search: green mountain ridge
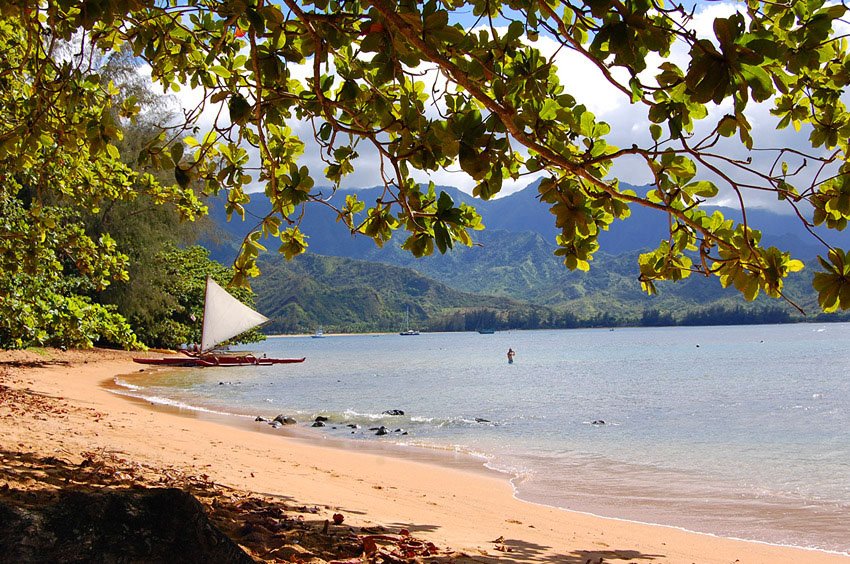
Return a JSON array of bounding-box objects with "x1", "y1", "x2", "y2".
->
[
  {"x1": 251, "y1": 252, "x2": 829, "y2": 334},
  {"x1": 253, "y1": 254, "x2": 546, "y2": 334},
  {"x1": 200, "y1": 182, "x2": 849, "y2": 331}
]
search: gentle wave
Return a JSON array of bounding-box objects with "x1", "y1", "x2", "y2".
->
[
  {"x1": 289, "y1": 408, "x2": 499, "y2": 429},
  {"x1": 113, "y1": 377, "x2": 143, "y2": 391},
  {"x1": 111, "y1": 380, "x2": 248, "y2": 418}
]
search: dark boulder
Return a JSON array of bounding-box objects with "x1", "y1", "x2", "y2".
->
[
  {"x1": 382, "y1": 410, "x2": 405, "y2": 416},
  {"x1": 591, "y1": 420, "x2": 606, "y2": 425},
  {"x1": 0, "y1": 488, "x2": 253, "y2": 563},
  {"x1": 311, "y1": 421, "x2": 325, "y2": 428},
  {"x1": 314, "y1": 416, "x2": 329, "y2": 422},
  {"x1": 273, "y1": 414, "x2": 297, "y2": 425},
  {"x1": 375, "y1": 427, "x2": 388, "y2": 436},
  {"x1": 254, "y1": 416, "x2": 268, "y2": 422}
]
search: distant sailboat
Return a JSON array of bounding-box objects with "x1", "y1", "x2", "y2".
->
[
  {"x1": 134, "y1": 277, "x2": 305, "y2": 367},
  {"x1": 400, "y1": 306, "x2": 419, "y2": 336},
  {"x1": 311, "y1": 327, "x2": 325, "y2": 338}
]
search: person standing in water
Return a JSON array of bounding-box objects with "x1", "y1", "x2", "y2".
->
[{"x1": 507, "y1": 348, "x2": 515, "y2": 363}]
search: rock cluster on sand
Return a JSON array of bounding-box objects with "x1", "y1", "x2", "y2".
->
[{"x1": 255, "y1": 411, "x2": 413, "y2": 437}]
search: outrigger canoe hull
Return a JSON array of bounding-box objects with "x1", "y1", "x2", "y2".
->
[{"x1": 133, "y1": 356, "x2": 305, "y2": 367}]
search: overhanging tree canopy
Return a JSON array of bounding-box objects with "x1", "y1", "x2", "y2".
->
[{"x1": 3, "y1": 0, "x2": 850, "y2": 314}]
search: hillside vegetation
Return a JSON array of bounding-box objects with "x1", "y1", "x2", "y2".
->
[
  {"x1": 207, "y1": 183, "x2": 849, "y2": 333},
  {"x1": 251, "y1": 252, "x2": 836, "y2": 334}
]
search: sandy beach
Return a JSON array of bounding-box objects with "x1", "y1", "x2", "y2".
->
[{"x1": 1, "y1": 348, "x2": 848, "y2": 563}]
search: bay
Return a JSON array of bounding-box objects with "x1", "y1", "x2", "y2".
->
[{"x1": 116, "y1": 323, "x2": 850, "y2": 554}]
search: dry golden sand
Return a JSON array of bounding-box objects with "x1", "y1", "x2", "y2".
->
[{"x1": 1, "y1": 348, "x2": 848, "y2": 563}]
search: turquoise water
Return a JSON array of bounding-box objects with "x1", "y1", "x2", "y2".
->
[{"x1": 117, "y1": 324, "x2": 850, "y2": 553}]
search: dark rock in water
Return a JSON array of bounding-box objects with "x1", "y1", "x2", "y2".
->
[
  {"x1": 401, "y1": 431, "x2": 409, "y2": 435},
  {"x1": 254, "y1": 416, "x2": 268, "y2": 422},
  {"x1": 311, "y1": 421, "x2": 325, "y2": 428},
  {"x1": 368, "y1": 427, "x2": 380, "y2": 431},
  {"x1": 393, "y1": 429, "x2": 403, "y2": 433},
  {"x1": 346, "y1": 424, "x2": 358, "y2": 429},
  {"x1": 375, "y1": 426, "x2": 388, "y2": 436},
  {"x1": 314, "y1": 416, "x2": 329, "y2": 422},
  {"x1": 382, "y1": 409, "x2": 405, "y2": 416},
  {"x1": 270, "y1": 421, "x2": 282, "y2": 429},
  {"x1": 591, "y1": 420, "x2": 605, "y2": 425},
  {"x1": 0, "y1": 488, "x2": 253, "y2": 563},
  {"x1": 474, "y1": 418, "x2": 490, "y2": 423},
  {"x1": 273, "y1": 414, "x2": 296, "y2": 425}
]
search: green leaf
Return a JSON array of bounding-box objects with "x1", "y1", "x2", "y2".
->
[
  {"x1": 650, "y1": 124, "x2": 662, "y2": 141},
  {"x1": 683, "y1": 180, "x2": 718, "y2": 198},
  {"x1": 170, "y1": 143, "x2": 184, "y2": 163},
  {"x1": 228, "y1": 94, "x2": 252, "y2": 125},
  {"x1": 741, "y1": 64, "x2": 773, "y2": 102},
  {"x1": 210, "y1": 65, "x2": 231, "y2": 79},
  {"x1": 246, "y1": 8, "x2": 266, "y2": 34},
  {"x1": 717, "y1": 115, "x2": 737, "y2": 137},
  {"x1": 540, "y1": 99, "x2": 560, "y2": 121},
  {"x1": 175, "y1": 166, "x2": 191, "y2": 188},
  {"x1": 433, "y1": 221, "x2": 452, "y2": 254},
  {"x1": 437, "y1": 191, "x2": 454, "y2": 213},
  {"x1": 278, "y1": 227, "x2": 308, "y2": 260},
  {"x1": 458, "y1": 142, "x2": 488, "y2": 180}
]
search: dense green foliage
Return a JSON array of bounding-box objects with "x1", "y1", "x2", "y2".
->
[
  {"x1": 0, "y1": 185, "x2": 144, "y2": 349},
  {"x1": 0, "y1": 267, "x2": 142, "y2": 350},
  {"x1": 133, "y1": 245, "x2": 265, "y2": 348},
  {"x1": 4, "y1": 1, "x2": 850, "y2": 350},
  {"x1": 0, "y1": 18, "x2": 204, "y2": 348},
  {"x1": 0, "y1": 25, "x2": 262, "y2": 349}
]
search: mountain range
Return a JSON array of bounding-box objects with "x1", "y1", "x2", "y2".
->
[{"x1": 201, "y1": 182, "x2": 849, "y2": 332}]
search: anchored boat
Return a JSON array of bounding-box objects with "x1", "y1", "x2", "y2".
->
[{"x1": 133, "y1": 277, "x2": 304, "y2": 367}]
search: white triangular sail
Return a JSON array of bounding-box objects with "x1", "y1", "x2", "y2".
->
[{"x1": 200, "y1": 277, "x2": 268, "y2": 351}]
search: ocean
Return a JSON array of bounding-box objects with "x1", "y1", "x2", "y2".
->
[{"x1": 115, "y1": 323, "x2": 850, "y2": 554}]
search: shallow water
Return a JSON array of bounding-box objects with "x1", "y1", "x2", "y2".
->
[{"x1": 116, "y1": 324, "x2": 850, "y2": 553}]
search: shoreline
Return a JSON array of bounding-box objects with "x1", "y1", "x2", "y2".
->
[
  {"x1": 3, "y1": 348, "x2": 849, "y2": 563},
  {"x1": 266, "y1": 331, "x2": 396, "y2": 338},
  {"x1": 107, "y1": 370, "x2": 508, "y2": 484},
  {"x1": 112, "y1": 367, "x2": 850, "y2": 558}
]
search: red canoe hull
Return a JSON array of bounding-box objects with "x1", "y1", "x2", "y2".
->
[{"x1": 133, "y1": 356, "x2": 305, "y2": 367}]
